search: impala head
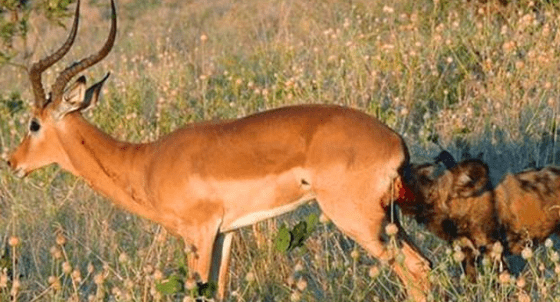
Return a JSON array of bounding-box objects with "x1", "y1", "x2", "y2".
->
[{"x1": 5, "y1": 0, "x2": 116, "y2": 178}]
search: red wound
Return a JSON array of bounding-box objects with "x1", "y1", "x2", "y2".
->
[{"x1": 394, "y1": 177, "x2": 416, "y2": 205}]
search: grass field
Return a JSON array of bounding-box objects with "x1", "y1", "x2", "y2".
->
[{"x1": 1, "y1": 0, "x2": 560, "y2": 300}]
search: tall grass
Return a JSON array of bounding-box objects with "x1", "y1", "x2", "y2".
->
[{"x1": 1, "y1": 0, "x2": 560, "y2": 300}]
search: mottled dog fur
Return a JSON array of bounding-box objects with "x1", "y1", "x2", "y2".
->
[
  {"x1": 494, "y1": 166, "x2": 560, "y2": 254},
  {"x1": 404, "y1": 151, "x2": 499, "y2": 277},
  {"x1": 407, "y1": 151, "x2": 560, "y2": 278}
]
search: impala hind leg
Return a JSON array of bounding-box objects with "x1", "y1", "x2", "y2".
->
[
  {"x1": 383, "y1": 214, "x2": 432, "y2": 302},
  {"x1": 384, "y1": 206, "x2": 433, "y2": 292},
  {"x1": 317, "y1": 195, "x2": 430, "y2": 302}
]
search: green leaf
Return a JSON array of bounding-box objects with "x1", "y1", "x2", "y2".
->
[
  {"x1": 297, "y1": 245, "x2": 308, "y2": 256},
  {"x1": 199, "y1": 281, "x2": 217, "y2": 298},
  {"x1": 290, "y1": 221, "x2": 307, "y2": 250},
  {"x1": 306, "y1": 213, "x2": 319, "y2": 234},
  {"x1": 274, "y1": 224, "x2": 291, "y2": 253},
  {"x1": 156, "y1": 274, "x2": 183, "y2": 295}
]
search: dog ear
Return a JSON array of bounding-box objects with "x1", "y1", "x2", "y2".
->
[
  {"x1": 456, "y1": 173, "x2": 472, "y2": 187},
  {"x1": 451, "y1": 159, "x2": 491, "y2": 198},
  {"x1": 434, "y1": 150, "x2": 457, "y2": 169}
]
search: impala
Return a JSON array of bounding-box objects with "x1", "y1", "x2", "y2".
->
[{"x1": 5, "y1": 0, "x2": 431, "y2": 300}]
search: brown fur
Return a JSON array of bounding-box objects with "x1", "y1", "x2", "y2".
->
[
  {"x1": 404, "y1": 154, "x2": 498, "y2": 278},
  {"x1": 7, "y1": 2, "x2": 437, "y2": 300},
  {"x1": 405, "y1": 158, "x2": 495, "y2": 245},
  {"x1": 494, "y1": 166, "x2": 560, "y2": 254},
  {"x1": 407, "y1": 151, "x2": 560, "y2": 278},
  {"x1": 10, "y1": 104, "x2": 432, "y2": 301}
]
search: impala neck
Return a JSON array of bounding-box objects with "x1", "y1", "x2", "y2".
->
[{"x1": 57, "y1": 113, "x2": 157, "y2": 220}]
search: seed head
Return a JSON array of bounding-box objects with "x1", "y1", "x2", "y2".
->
[
  {"x1": 319, "y1": 213, "x2": 330, "y2": 224},
  {"x1": 498, "y1": 272, "x2": 511, "y2": 284},
  {"x1": 62, "y1": 262, "x2": 72, "y2": 274},
  {"x1": 518, "y1": 291, "x2": 531, "y2": 302},
  {"x1": 51, "y1": 277, "x2": 61, "y2": 291},
  {"x1": 385, "y1": 223, "x2": 398, "y2": 236},
  {"x1": 294, "y1": 262, "x2": 304, "y2": 273},
  {"x1": 296, "y1": 278, "x2": 308, "y2": 291},
  {"x1": 56, "y1": 233, "x2": 66, "y2": 246},
  {"x1": 245, "y1": 272, "x2": 255, "y2": 283},
  {"x1": 183, "y1": 296, "x2": 196, "y2": 302},
  {"x1": 0, "y1": 271, "x2": 8, "y2": 288},
  {"x1": 550, "y1": 252, "x2": 560, "y2": 263},
  {"x1": 492, "y1": 242, "x2": 504, "y2": 255},
  {"x1": 143, "y1": 264, "x2": 154, "y2": 275},
  {"x1": 118, "y1": 252, "x2": 129, "y2": 264},
  {"x1": 8, "y1": 236, "x2": 19, "y2": 247},
  {"x1": 94, "y1": 273, "x2": 104, "y2": 285},
  {"x1": 72, "y1": 269, "x2": 82, "y2": 282},
  {"x1": 185, "y1": 277, "x2": 197, "y2": 291},
  {"x1": 48, "y1": 275, "x2": 57, "y2": 284},
  {"x1": 368, "y1": 265, "x2": 380, "y2": 278},
  {"x1": 516, "y1": 276, "x2": 526, "y2": 288},
  {"x1": 153, "y1": 269, "x2": 163, "y2": 281},
  {"x1": 290, "y1": 291, "x2": 301, "y2": 302},
  {"x1": 50, "y1": 246, "x2": 63, "y2": 260},
  {"x1": 351, "y1": 249, "x2": 360, "y2": 260},
  {"x1": 521, "y1": 247, "x2": 533, "y2": 260},
  {"x1": 453, "y1": 250, "x2": 465, "y2": 263},
  {"x1": 286, "y1": 275, "x2": 295, "y2": 286}
]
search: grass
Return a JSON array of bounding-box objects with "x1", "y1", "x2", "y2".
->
[{"x1": 1, "y1": 0, "x2": 560, "y2": 300}]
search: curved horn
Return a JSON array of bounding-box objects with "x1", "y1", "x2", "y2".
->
[
  {"x1": 28, "y1": 0, "x2": 81, "y2": 108},
  {"x1": 51, "y1": 0, "x2": 117, "y2": 104}
]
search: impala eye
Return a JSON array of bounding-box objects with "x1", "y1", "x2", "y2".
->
[{"x1": 29, "y1": 119, "x2": 41, "y2": 132}]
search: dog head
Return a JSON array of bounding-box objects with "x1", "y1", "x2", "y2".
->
[{"x1": 403, "y1": 151, "x2": 501, "y2": 277}]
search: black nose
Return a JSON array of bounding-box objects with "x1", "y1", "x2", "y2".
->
[{"x1": 6, "y1": 159, "x2": 12, "y2": 169}]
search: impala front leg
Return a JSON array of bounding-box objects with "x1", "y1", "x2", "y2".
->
[{"x1": 210, "y1": 232, "x2": 234, "y2": 300}]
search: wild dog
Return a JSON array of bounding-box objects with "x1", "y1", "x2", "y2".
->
[
  {"x1": 494, "y1": 166, "x2": 560, "y2": 255},
  {"x1": 407, "y1": 151, "x2": 560, "y2": 278},
  {"x1": 403, "y1": 151, "x2": 500, "y2": 278}
]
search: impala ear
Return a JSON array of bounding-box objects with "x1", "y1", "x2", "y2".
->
[
  {"x1": 81, "y1": 72, "x2": 110, "y2": 112},
  {"x1": 53, "y1": 76, "x2": 87, "y2": 120},
  {"x1": 53, "y1": 73, "x2": 110, "y2": 120}
]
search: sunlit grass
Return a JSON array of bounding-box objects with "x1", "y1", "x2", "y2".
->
[{"x1": 1, "y1": 0, "x2": 560, "y2": 300}]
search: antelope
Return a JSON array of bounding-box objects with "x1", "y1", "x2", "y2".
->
[{"x1": 4, "y1": 0, "x2": 431, "y2": 300}]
